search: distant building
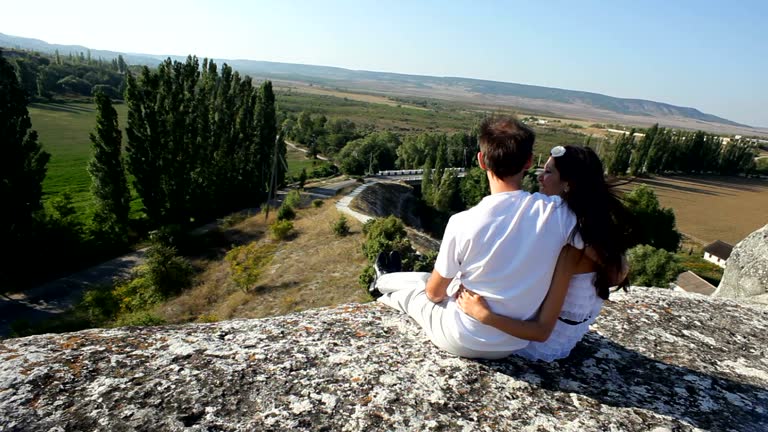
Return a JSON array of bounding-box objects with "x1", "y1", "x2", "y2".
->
[
  {"x1": 703, "y1": 240, "x2": 734, "y2": 268},
  {"x1": 673, "y1": 271, "x2": 717, "y2": 296}
]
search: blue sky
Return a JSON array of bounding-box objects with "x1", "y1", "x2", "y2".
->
[{"x1": 2, "y1": 0, "x2": 766, "y2": 126}]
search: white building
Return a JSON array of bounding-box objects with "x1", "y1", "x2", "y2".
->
[{"x1": 703, "y1": 240, "x2": 733, "y2": 269}]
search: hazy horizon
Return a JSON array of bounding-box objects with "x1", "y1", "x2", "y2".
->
[{"x1": 2, "y1": 0, "x2": 765, "y2": 127}]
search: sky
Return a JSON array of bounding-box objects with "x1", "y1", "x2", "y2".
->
[{"x1": 2, "y1": 0, "x2": 766, "y2": 126}]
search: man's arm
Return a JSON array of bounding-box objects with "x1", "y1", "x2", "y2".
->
[{"x1": 425, "y1": 269, "x2": 453, "y2": 303}]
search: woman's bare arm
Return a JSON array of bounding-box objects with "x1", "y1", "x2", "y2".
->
[{"x1": 456, "y1": 246, "x2": 579, "y2": 342}]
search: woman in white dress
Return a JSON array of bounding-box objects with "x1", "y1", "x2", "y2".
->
[{"x1": 456, "y1": 145, "x2": 632, "y2": 362}]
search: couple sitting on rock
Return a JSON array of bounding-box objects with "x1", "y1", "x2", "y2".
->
[{"x1": 370, "y1": 116, "x2": 631, "y2": 361}]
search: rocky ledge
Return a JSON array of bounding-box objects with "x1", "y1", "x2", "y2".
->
[{"x1": 1, "y1": 288, "x2": 767, "y2": 431}]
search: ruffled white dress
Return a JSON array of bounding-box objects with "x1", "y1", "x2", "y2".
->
[{"x1": 515, "y1": 272, "x2": 603, "y2": 362}]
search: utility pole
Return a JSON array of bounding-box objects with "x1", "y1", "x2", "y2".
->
[{"x1": 265, "y1": 134, "x2": 281, "y2": 222}]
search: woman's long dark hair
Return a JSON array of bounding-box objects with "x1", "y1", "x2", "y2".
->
[{"x1": 554, "y1": 145, "x2": 633, "y2": 299}]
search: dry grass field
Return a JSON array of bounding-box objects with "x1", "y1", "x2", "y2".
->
[
  {"x1": 158, "y1": 198, "x2": 370, "y2": 324},
  {"x1": 616, "y1": 176, "x2": 768, "y2": 245},
  {"x1": 277, "y1": 84, "x2": 429, "y2": 110}
]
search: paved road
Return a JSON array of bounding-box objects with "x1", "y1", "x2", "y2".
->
[{"x1": 0, "y1": 250, "x2": 147, "y2": 337}]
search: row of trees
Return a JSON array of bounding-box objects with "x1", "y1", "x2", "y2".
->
[
  {"x1": 608, "y1": 124, "x2": 758, "y2": 176},
  {"x1": 1, "y1": 49, "x2": 284, "y2": 290},
  {"x1": 124, "y1": 56, "x2": 283, "y2": 228},
  {"x1": 397, "y1": 132, "x2": 477, "y2": 169},
  {"x1": 5, "y1": 49, "x2": 126, "y2": 100}
]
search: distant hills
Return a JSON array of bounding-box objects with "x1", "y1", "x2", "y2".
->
[{"x1": 0, "y1": 32, "x2": 755, "y2": 131}]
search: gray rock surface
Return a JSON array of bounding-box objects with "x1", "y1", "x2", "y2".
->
[
  {"x1": 714, "y1": 223, "x2": 768, "y2": 300},
  {"x1": 1, "y1": 288, "x2": 767, "y2": 431}
]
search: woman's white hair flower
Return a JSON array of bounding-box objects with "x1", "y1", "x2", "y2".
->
[{"x1": 551, "y1": 146, "x2": 566, "y2": 157}]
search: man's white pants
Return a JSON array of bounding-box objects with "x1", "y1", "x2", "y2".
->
[{"x1": 375, "y1": 272, "x2": 515, "y2": 359}]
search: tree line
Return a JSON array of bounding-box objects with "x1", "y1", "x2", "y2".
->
[
  {"x1": 5, "y1": 48, "x2": 127, "y2": 100},
  {"x1": 607, "y1": 124, "x2": 758, "y2": 176},
  {"x1": 1, "y1": 50, "x2": 283, "y2": 291}
]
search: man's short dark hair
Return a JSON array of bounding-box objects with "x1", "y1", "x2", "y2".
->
[{"x1": 478, "y1": 116, "x2": 535, "y2": 179}]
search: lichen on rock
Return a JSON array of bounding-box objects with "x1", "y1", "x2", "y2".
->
[
  {"x1": 713, "y1": 223, "x2": 768, "y2": 303},
  {"x1": 1, "y1": 288, "x2": 767, "y2": 431}
]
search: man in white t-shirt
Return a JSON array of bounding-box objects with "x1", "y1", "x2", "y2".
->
[{"x1": 374, "y1": 116, "x2": 582, "y2": 359}]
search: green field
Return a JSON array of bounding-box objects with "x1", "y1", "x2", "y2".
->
[
  {"x1": 29, "y1": 102, "x2": 130, "y2": 214},
  {"x1": 285, "y1": 147, "x2": 330, "y2": 177}
]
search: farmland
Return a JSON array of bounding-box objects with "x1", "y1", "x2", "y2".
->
[{"x1": 616, "y1": 175, "x2": 768, "y2": 245}]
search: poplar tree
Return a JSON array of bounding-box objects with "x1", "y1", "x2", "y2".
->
[
  {"x1": 257, "y1": 80, "x2": 280, "y2": 200},
  {"x1": 0, "y1": 51, "x2": 50, "y2": 285},
  {"x1": 87, "y1": 90, "x2": 130, "y2": 237},
  {"x1": 0, "y1": 52, "x2": 50, "y2": 241},
  {"x1": 608, "y1": 131, "x2": 634, "y2": 176}
]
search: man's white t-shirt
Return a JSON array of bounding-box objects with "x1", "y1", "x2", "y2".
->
[{"x1": 434, "y1": 190, "x2": 583, "y2": 352}]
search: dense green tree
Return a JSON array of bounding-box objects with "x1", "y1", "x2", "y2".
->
[
  {"x1": 627, "y1": 244, "x2": 681, "y2": 287},
  {"x1": 125, "y1": 57, "x2": 277, "y2": 227},
  {"x1": 0, "y1": 51, "x2": 51, "y2": 286},
  {"x1": 459, "y1": 167, "x2": 489, "y2": 208},
  {"x1": 88, "y1": 90, "x2": 130, "y2": 238},
  {"x1": 125, "y1": 67, "x2": 165, "y2": 224},
  {"x1": 630, "y1": 124, "x2": 658, "y2": 175},
  {"x1": 421, "y1": 157, "x2": 434, "y2": 203},
  {"x1": 257, "y1": 80, "x2": 281, "y2": 199},
  {"x1": 0, "y1": 53, "x2": 51, "y2": 244},
  {"x1": 623, "y1": 185, "x2": 681, "y2": 251},
  {"x1": 608, "y1": 131, "x2": 634, "y2": 176},
  {"x1": 644, "y1": 128, "x2": 671, "y2": 174},
  {"x1": 13, "y1": 58, "x2": 39, "y2": 96},
  {"x1": 431, "y1": 169, "x2": 461, "y2": 212},
  {"x1": 337, "y1": 132, "x2": 399, "y2": 175},
  {"x1": 117, "y1": 55, "x2": 127, "y2": 74},
  {"x1": 718, "y1": 140, "x2": 757, "y2": 175},
  {"x1": 57, "y1": 75, "x2": 93, "y2": 95}
]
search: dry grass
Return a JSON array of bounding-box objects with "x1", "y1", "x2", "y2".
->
[
  {"x1": 616, "y1": 176, "x2": 768, "y2": 245},
  {"x1": 157, "y1": 198, "x2": 369, "y2": 324}
]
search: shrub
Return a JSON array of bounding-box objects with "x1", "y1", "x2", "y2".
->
[
  {"x1": 358, "y1": 216, "x2": 435, "y2": 290},
  {"x1": 80, "y1": 284, "x2": 120, "y2": 324},
  {"x1": 225, "y1": 242, "x2": 277, "y2": 292},
  {"x1": 270, "y1": 220, "x2": 295, "y2": 240},
  {"x1": 411, "y1": 250, "x2": 438, "y2": 272},
  {"x1": 277, "y1": 204, "x2": 296, "y2": 221},
  {"x1": 627, "y1": 244, "x2": 681, "y2": 287},
  {"x1": 361, "y1": 216, "x2": 411, "y2": 261},
  {"x1": 312, "y1": 199, "x2": 324, "y2": 208},
  {"x1": 309, "y1": 163, "x2": 339, "y2": 179},
  {"x1": 145, "y1": 244, "x2": 195, "y2": 297},
  {"x1": 284, "y1": 190, "x2": 302, "y2": 209},
  {"x1": 112, "y1": 274, "x2": 163, "y2": 314},
  {"x1": 359, "y1": 264, "x2": 376, "y2": 290},
  {"x1": 114, "y1": 310, "x2": 166, "y2": 327},
  {"x1": 332, "y1": 214, "x2": 350, "y2": 237}
]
